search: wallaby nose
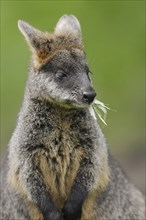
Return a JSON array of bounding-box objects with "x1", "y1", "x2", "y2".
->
[{"x1": 83, "y1": 90, "x2": 96, "y2": 104}]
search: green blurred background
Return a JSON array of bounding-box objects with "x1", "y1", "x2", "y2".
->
[{"x1": 1, "y1": 1, "x2": 145, "y2": 192}]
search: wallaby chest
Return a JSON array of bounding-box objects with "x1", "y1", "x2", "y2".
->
[{"x1": 33, "y1": 109, "x2": 86, "y2": 208}]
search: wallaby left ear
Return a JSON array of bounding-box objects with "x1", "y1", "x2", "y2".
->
[
  {"x1": 55, "y1": 15, "x2": 82, "y2": 41},
  {"x1": 18, "y1": 20, "x2": 42, "y2": 51}
]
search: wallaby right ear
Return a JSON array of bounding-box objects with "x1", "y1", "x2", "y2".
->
[
  {"x1": 18, "y1": 20, "x2": 42, "y2": 51},
  {"x1": 55, "y1": 15, "x2": 82, "y2": 42}
]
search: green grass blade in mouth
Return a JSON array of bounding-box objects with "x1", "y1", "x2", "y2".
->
[{"x1": 89, "y1": 99, "x2": 111, "y2": 125}]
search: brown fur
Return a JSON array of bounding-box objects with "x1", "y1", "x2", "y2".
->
[
  {"x1": 8, "y1": 164, "x2": 26, "y2": 198},
  {"x1": 82, "y1": 167, "x2": 109, "y2": 220},
  {"x1": 31, "y1": 33, "x2": 84, "y2": 69},
  {"x1": 27, "y1": 202, "x2": 43, "y2": 220},
  {"x1": 39, "y1": 146, "x2": 86, "y2": 209}
]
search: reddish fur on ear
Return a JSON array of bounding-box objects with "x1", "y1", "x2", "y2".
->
[
  {"x1": 18, "y1": 20, "x2": 84, "y2": 69},
  {"x1": 31, "y1": 33, "x2": 84, "y2": 69}
]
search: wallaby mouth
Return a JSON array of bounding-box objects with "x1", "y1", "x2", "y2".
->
[
  {"x1": 63, "y1": 87, "x2": 97, "y2": 108},
  {"x1": 62, "y1": 88, "x2": 96, "y2": 109}
]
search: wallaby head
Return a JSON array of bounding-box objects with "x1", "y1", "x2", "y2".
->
[{"x1": 18, "y1": 15, "x2": 96, "y2": 108}]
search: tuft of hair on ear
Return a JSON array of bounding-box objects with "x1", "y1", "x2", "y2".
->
[
  {"x1": 55, "y1": 14, "x2": 82, "y2": 42},
  {"x1": 18, "y1": 20, "x2": 43, "y2": 52}
]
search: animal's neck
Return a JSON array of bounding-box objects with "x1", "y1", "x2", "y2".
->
[
  {"x1": 15, "y1": 95, "x2": 95, "y2": 151},
  {"x1": 20, "y1": 95, "x2": 88, "y2": 128}
]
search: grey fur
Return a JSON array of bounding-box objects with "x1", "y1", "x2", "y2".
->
[{"x1": 0, "y1": 15, "x2": 145, "y2": 220}]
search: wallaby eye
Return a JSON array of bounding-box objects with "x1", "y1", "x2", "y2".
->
[
  {"x1": 55, "y1": 70, "x2": 67, "y2": 79},
  {"x1": 85, "y1": 65, "x2": 92, "y2": 80},
  {"x1": 86, "y1": 71, "x2": 92, "y2": 81}
]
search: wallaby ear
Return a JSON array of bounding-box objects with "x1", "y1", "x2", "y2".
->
[
  {"x1": 18, "y1": 20, "x2": 42, "y2": 51},
  {"x1": 55, "y1": 15, "x2": 82, "y2": 41}
]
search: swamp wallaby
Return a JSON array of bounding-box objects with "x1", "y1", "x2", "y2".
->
[{"x1": 0, "y1": 15, "x2": 145, "y2": 220}]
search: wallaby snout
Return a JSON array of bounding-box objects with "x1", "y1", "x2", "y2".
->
[
  {"x1": 80, "y1": 72, "x2": 96, "y2": 105},
  {"x1": 82, "y1": 89, "x2": 96, "y2": 104}
]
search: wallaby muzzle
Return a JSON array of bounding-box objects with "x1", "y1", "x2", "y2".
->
[{"x1": 82, "y1": 89, "x2": 96, "y2": 104}]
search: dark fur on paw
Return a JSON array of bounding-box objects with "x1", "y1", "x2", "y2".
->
[
  {"x1": 62, "y1": 203, "x2": 81, "y2": 220},
  {"x1": 43, "y1": 209, "x2": 64, "y2": 220}
]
